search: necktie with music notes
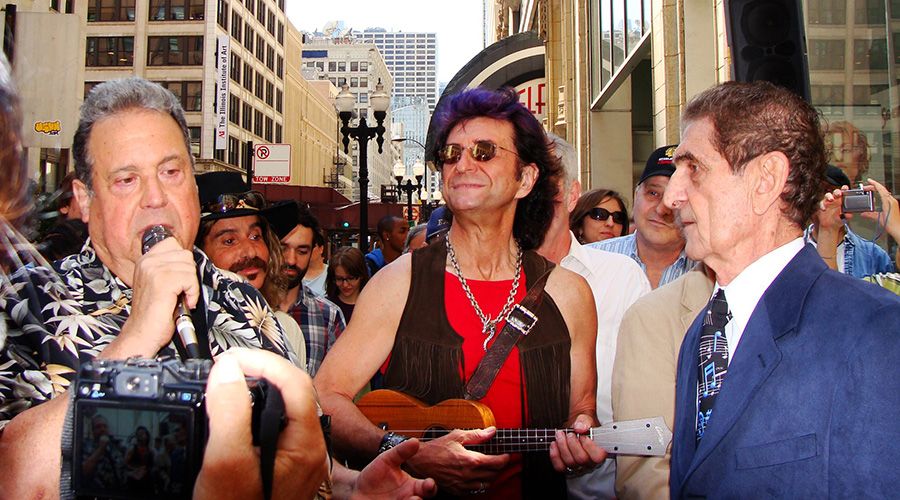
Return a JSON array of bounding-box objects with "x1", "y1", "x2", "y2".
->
[{"x1": 696, "y1": 289, "x2": 731, "y2": 442}]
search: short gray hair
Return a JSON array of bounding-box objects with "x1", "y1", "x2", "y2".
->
[
  {"x1": 404, "y1": 223, "x2": 427, "y2": 253},
  {"x1": 73, "y1": 77, "x2": 192, "y2": 191},
  {"x1": 548, "y1": 133, "x2": 578, "y2": 191}
]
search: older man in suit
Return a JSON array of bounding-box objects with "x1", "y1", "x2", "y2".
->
[{"x1": 664, "y1": 81, "x2": 900, "y2": 497}]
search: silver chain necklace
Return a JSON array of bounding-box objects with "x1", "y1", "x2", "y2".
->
[{"x1": 446, "y1": 233, "x2": 523, "y2": 351}]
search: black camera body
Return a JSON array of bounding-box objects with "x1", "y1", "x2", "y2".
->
[
  {"x1": 70, "y1": 357, "x2": 276, "y2": 499},
  {"x1": 842, "y1": 187, "x2": 875, "y2": 213}
]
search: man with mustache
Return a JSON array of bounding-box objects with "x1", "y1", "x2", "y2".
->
[
  {"x1": 590, "y1": 146, "x2": 697, "y2": 288},
  {"x1": 194, "y1": 171, "x2": 308, "y2": 369},
  {"x1": 278, "y1": 205, "x2": 346, "y2": 377}
]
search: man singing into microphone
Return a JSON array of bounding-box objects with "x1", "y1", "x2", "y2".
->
[{"x1": 0, "y1": 78, "x2": 296, "y2": 492}]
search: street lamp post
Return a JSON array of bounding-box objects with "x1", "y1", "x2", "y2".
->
[
  {"x1": 393, "y1": 159, "x2": 425, "y2": 223},
  {"x1": 391, "y1": 136, "x2": 437, "y2": 220},
  {"x1": 336, "y1": 80, "x2": 390, "y2": 251}
]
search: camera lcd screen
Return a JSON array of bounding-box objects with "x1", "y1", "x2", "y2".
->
[{"x1": 73, "y1": 402, "x2": 198, "y2": 499}]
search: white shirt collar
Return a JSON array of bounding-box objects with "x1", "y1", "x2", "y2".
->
[{"x1": 716, "y1": 237, "x2": 805, "y2": 359}]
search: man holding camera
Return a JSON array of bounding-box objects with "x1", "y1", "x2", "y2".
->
[
  {"x1": 805, "y1": 165, "x2": 895, "y2": 278},
  {"x1": 0, "y1": 78, "x2": 313, "y2": 497}
]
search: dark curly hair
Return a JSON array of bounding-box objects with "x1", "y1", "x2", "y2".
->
[
  {"x1": 682, "y1": 81, "x2": 826, "y2": 228},
  {"x1": 570, "y1": 188, "x2": 629, "y2": 243},
  {"x1": 432, "y1": 87, "x2": 561, "y2": 250}
]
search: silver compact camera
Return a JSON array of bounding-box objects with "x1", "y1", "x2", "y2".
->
[{"x1": 841, "y1": 185, "x2": 875, "y2": 214}]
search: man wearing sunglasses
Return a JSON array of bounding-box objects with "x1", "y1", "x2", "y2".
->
[
  {"x1": 590, "y1": 145, "x2": 697, "y2": 289},
  {"x1": 316, "y1": 87, "x2": 605, "y2": 498},
  {"x1": 538, "y1": 135, "x2": 651, "y2": 499}
]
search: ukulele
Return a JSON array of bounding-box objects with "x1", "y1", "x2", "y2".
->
[{"x1": 357, "y1": 389, "x2": 671, "y2": 456}]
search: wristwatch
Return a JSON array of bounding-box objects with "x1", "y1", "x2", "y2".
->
[{"x1": 377, "y1": 431, "x2": 409, "y2": 455}]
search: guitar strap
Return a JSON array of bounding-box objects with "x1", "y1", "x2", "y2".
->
[{"x1": 465, "y1": 265, "x2": 554, "y2": 401}]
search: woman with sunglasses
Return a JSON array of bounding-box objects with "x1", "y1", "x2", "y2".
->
[
  {"x1": 325, "y1": 246, "x2": 370, "y2": 324},
  {"x1": 570, "y1": 188, "x2": 629, "y2": 244}
]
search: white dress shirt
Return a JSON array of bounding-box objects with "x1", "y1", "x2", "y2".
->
[
  {"x1": 716, "y1": 237, "x2": 805, "y2": 362},
  {"x1": 563, "y1": 232, "x2": 651, "y2": 500}
]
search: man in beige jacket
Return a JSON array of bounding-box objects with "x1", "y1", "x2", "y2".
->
[{"x1": 611, "y1": 264, "x2": 714, "y2": 499}]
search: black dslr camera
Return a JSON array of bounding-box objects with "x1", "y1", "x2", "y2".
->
[
  {"x1": 68, "y1": 357, "x2": 282, "y2": 499},
  {"x1": 842, "y1": 185, "x2": 876, "y2": 213}
]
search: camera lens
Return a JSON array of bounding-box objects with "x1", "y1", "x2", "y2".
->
[{"x1": 126, "y1": 375, "x2": 142, "y2": 392}]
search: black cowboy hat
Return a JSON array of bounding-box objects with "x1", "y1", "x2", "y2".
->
[{"x1": 195, "y1": 171, "x2": 298, "y2": 239}]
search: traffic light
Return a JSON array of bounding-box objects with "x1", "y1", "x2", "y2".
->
[{"x1": 340, "y1": 221, "x2": 350, "y2": 229}]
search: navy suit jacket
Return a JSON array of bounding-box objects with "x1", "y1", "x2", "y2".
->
[{"x1": 670, "y1": 244, "x2": 900, "y2": 498}]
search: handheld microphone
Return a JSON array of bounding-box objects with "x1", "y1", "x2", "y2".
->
[{"x1": 141, "y1": 225, "x2": 201, "y2": 359}]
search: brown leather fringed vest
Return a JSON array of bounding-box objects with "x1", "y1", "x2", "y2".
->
[{"x1": 384, "y1": 241, "x2": 571, "y2": 499}]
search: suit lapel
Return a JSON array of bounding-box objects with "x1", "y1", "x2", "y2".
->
[{"x1": 679, "y1": 245, "x2": 827, "y2": 485}]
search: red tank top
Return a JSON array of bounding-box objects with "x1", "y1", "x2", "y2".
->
[{"x1": 445, "y1": 271, "x2": 525, "y2": 499}]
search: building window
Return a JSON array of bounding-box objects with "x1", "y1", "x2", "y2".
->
[
  {"x1": 87, "y1": 0, "x2": 136, "y2": 22},
  {"x1": 257, "y1": 1, "x2": 266, "y2": 25},
  {"x1": 230, "y1": 53, "x2": 242, "y2": 83},
  {"x1": 807, "y1": 0, "x2": 845, "y2": 24},
  {"x1": 264, "y1": 116, "x2": 273, "y2": 142},
  {"x1": 267, "y1": 12, "x2": 276, "y2": 36},
  {"x1": 854, "y1": 38, "x2": 888, "y2": 70},
  {"x1": 337, "y1": 61, "x2": 346, "y2": 72},
  {"x1": 246, "y1": 0, "x2": 255, "y2": 15},
  {"x1": 216, "y1": 0, "x2": 228, "y2": 29},
  {"x1": 214, "y1": 148, "x2": 225, "y2": 162},
  {"x1": 189, "y1": 126, "x2": 201, "y2": 157},
  {"x1": 350, "y1": 61, "x2": 359, "y2": 72},
  {"x1": 149, "y1": 0, "x2": 205, "y2": 21},
  {"x1": 243, "y1": 63, "x2": 253, "y2": 89},
  {"x1": 276, "y1": 55, "x2": 283, "y2": 79},
  {"x1": 242, "y1": 102, "x2": 252, "y2": 130},
  {"x1": 229, "y1": 94, "x2": 240, "y2": 124},
  {"x1": 85, "y1": 36, "x2": 134, "y2": 66},
  {"x1": 275, "y1": 123, "x2": 282, "y2": 144},
  {"x1": 265, "y1": 80, "x2": 274, "y2": 106},
  {"x1": 266, "y1": 45, "x2": 275, "y2": 71},
  {"x1": 275, "y1": 89, "x2": 282, "y2": 113},
  {"x1": 84, "y1": 82, "x2": 102, "y2": 98},
  {"x1": 147, "y1": 36, "x2": 203, "y2": 66},
  {"x1": 157, "y1": 81, "x2": 202, "y2": 111},
  {"x1": 277, "y1": 0, "x2": 284, "y2": 12},
  {"x1": 228, "y1": 136, "x2": 240, "y2": 166},
  {"x1": 231, "y1": 11, "x2": 242, "y2": 39},
  {"x1": 809, "y1": 39, "x2": 845, "y2": 70},
  {"x1": 254, "y1": 109, "x2": 263, "y2": 137},
  {"x1": 328, "y1": 61, "x2": 337, "y2": 72},
  {"x1": 244, "y1": 24, "x2": 254, "y2": 52},
  {"x1": 277, "y1": 21, "x2": 284, "y2": 45},
  {"x1": 855, "y1": 0, "x2": 885, "y2": 25},
  {"x1": 360, "y1": 61, "x2": 368, "y2": 72},
  {"x1": 255, "y1": 72, "x2": 264, "y2": 100},
  {"x1": 256, "y1": 34, "x2": 265, "y2": 62}
]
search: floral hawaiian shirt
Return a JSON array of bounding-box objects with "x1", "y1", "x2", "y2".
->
[{"x1": 0, "y1": 241, "x2": 296, "y2": 429}]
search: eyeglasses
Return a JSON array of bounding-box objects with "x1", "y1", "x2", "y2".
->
[
  {"x1": 436, "y1": 140, "x2": 518, "y2": 166},
  {"x1": 587, "y1": 207, "x2": 627, "y2": 225},
  {"x1": 334, "y1": 275, "x2": 360, "y2": 284},
  {"x1": 203, "y1": 191, "x2": 265, "y2": 214}
]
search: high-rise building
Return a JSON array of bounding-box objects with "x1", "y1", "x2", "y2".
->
[
  {"x1": 300, "y1": 33, "x2": 394, "y2": 201},
  {"x1": 357, "y1": 28, "x2": 437, "y2": 112}
]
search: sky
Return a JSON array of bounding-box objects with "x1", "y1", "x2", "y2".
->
[{"x1": 286, "y1": 0, "x2": 486, "y2": 83}]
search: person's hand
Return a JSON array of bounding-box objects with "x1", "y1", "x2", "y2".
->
[
  {"x1": 101, "y1": 237, "x2": 200, "y2": 359},
  {"x1": 350, "y1": 439, "x2": 437, "y2": 500},
  {"x1": 194, "y1": 348, "x2": 328, "y2": 500},
  {"x1": 548, "y1": 413, "x2": 607, "y2": 475},
  {"x1": 403, "y1": 428, "x2": 508, "y2": 496},
  {"x1": 817, "y1": 186, "x2": 846, "y2": 232},
  {"x1": 860, "y1": 178, "x2": 900, "y2": 239}
]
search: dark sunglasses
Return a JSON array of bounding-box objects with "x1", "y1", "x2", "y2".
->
[
  {"x1": 436, "y1": 140, "x2": 518, "y2": 166},
  {"x1": 203, "y1": 191, "x2": 265, "y2": 214},
  {"x1": 587, "y1": 207, "x2": 627, "y2": 225}
]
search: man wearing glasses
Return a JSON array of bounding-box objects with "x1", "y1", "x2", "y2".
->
[
  {"x1": 316, "y1": 87, "x2": 605, "y2": 497},
  {"x1": 590, "y1": 145, "x2": 698, "y2": 288}
]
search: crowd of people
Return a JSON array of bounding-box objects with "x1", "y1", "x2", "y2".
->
[{"x1": 1, "y1": 58, "x2": 900, "y2": 500}]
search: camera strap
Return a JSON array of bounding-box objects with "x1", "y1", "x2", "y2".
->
[{"x1": 258, "y1": 382, "x2": 286, "y2": 500}]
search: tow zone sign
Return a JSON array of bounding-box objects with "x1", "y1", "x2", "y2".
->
[{"x1": 253, "y1": 144, "x2": 291, "y2": 184}]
